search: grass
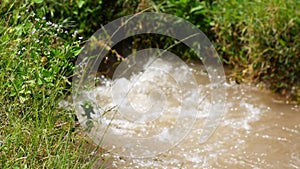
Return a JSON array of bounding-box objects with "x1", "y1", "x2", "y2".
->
[
  {"x1": 211, "y1": 0, "x2": 300, "y2": 101},
  {"x1": 0, "y1": 2, "x2": 105, "y2": 168}
]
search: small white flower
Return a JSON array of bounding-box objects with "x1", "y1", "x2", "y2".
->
[
  {"x1": 18, "y1": 15, "x2": 21, "y2": 19},
  {"x1": 46, "y1": 21, "x2": 52, "y2": 25},
  {"x1": 32, "y1": 28, "x2": 36, "y2": 34},
  {"x1": 42, "y1": 17, "x2": 46, "y2": 20},
  {"x1": 79, "y1": 36, "x2": 83, "y2": 40},
  {"x1": 53, "y1": 24, "x2": 58, "y2": 28},
  {"x1": 22, "y1": 47, "x2": 25, "y2": 51},
  {"x1": 64, "y1": 30, "x2": 68, "y2": 34},
  {"x1": 59, "y1": 25, "x2": 63, "y2": 28},
  {"x1": 17, "y1": 51, "x2": 21, "y2": 55}
]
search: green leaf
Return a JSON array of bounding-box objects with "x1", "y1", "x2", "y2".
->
[
  {"x1": 10, "y1": 92, "x2": 16, "y2": 97},
  {"x1": 37, "y1": 78, "x2": 43, "y2": 85},
  {"x1": 77, "y1": 0, "x2": 85, "y2": 8},
  {"x1": 190, "y1": 5, "x2": 204, "y2": 13},
  {"x1": 279, "y1": 39, "x2": 286, "y2": 46},
  {"x1": 33, "y1": 0, "x2": 44, "y2": 3},
  {"x1": 73, "y1": 47, "x2": 83, "y2": 56}
]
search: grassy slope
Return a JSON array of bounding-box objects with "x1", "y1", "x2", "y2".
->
[{"x1": 0, "y1": 1, "x2": 104, "y2": 168}]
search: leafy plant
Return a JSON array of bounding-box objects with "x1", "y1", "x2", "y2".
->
[
  {"x1": 0, "y1": 2, "x2": 102, "y2": 168},
  {"x1": 212, "y1": 0, "x2": 300, "y2": 102},
  {"x1": 32, "y1": 0, "x2": 141, "y2": 38},
  {"x1": 154, "y1": 0, "x2": 214, "y2": 38}
]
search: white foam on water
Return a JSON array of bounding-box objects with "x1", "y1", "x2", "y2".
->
[{"x1": 62, "y1": 58, "x2": 300, "y2": 168}]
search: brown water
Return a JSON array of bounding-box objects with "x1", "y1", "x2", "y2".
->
[{"x1": 71, "y1": 59, "x2": 300, "y2": 169}]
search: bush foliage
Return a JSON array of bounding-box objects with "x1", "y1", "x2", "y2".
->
[{"x1": 211, "y1": 0, "x2": 300, "y2": 101}]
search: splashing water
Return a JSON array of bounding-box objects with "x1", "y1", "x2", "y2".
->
[{"x1": 62, "y1": 59, "x2": 300, "y2": 168}]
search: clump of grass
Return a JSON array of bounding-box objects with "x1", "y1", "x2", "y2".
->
[
  {"x1": 32, "y1": 0, "x2": 141, "y2": 38},
  {"x1": 0, "y1": 1, "x2": 104, "y2": 168},
  {"x1": 154, "y1": 0, "x2": 213, "y2": 36},
  {"x1": 212, "y1": 0, "x2": 300, "y2": 102}
]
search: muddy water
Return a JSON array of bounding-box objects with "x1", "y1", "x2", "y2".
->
[{"x1": 74, "y1": 59, "x2": 300, "y2": 169}]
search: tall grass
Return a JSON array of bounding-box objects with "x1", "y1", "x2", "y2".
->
[
  {"x1": 212, "y1": 0, "x2": 300, "y2": 101},
  {"x1": 0, "y1": 1, "x2": 104, "y2": 168}
]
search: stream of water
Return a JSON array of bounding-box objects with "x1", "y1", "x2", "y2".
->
[{"x1": 70, "y1": 58, "x2": 300, "y2": 169}]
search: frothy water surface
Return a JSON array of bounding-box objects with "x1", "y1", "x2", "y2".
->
[{"x1": 70, "y1": 60, "x2": 300, "y2": 168}]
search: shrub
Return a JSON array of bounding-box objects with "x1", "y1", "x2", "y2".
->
[{"x1": 212, "y1": 0, "x2": 300, "y2": 102}]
